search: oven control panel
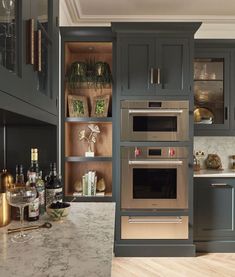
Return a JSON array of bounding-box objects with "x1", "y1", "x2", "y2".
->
[{"x1": 126, "y1": 147, "x2": 188, "y2": 159}]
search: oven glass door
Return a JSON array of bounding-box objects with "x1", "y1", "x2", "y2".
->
[
  {"x1": 127, "y1": 109, "x2": 187, "y2": 141},
  {"x1": 133, "y1": 168, "x2": 177, "y2": 199},
  {"x1": 121, "y1": 159, "x2": 188, "y2": 209},
  {"x1": 133, "y1": 115, "x2": 177, "y2": 132}
]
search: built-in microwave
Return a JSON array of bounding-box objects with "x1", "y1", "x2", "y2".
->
[
  {"x1": 121, "y1": 100, "x2": 189, "y2": 141},
  {"x1": 121, "y1": 146, "x2": 188, "y2": 210}
]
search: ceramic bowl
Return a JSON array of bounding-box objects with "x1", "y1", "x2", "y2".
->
[{"x1": 46, "y1": 202, "x2": 70, "y2": 221}]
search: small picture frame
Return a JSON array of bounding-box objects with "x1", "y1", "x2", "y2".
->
[
  {"x1": 91, "y1": 95, "x2": 110, "y2": 117},
  {"x1": 68, "y1": 95, "x2": 89, "y2": 117}
]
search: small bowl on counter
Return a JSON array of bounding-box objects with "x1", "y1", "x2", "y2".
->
[{"x1": 46, "y1": 202, "x2": 70, "y2": 221}]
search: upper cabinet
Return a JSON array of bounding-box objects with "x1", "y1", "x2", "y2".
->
[
  {"x1": 0, "y1": 0, "x2": 17, "y2": 73},
  {"x1": 0, "y1": 0, "x2": 59, "y2": 123},
  {"x1": 194, "y1": 40, "x2": 235, "y2": 136},
  {"x1": 112, "y1": 23, "x2": 201, "y2": 97}
]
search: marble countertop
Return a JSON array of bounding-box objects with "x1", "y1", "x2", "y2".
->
[
  {"x1": 0, "y1": 202, "x2": 115, "y2": 277},
  {"x1": 194, "y1": 169, "x2": 235, "y2": 177}
]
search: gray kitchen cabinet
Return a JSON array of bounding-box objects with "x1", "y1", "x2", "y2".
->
[
  {"x1": 0, "y1": 0, "x2": 59, "y2": 122},
  {"x1": 194, "y1": 40, "x2": 235, "y2": 136},
  {"x1": 118, "y1": 37, "x2": 155, "y2": 95},
  {"x1": 194, "y1": 177, "x2": 235, "y2": 252},
  {"x1": 112, "y1": 23, "x2": 200, "y2": 96},
  {"x1": 118, "y1": 36, "x2": 190, "y2": 96}
]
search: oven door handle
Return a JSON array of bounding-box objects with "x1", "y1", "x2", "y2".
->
[
  {"x1": 128, "y1": 160, "x2": 183, "y2": 165},
  {"x1": 128, "y1": 109, "x2": 183, "y2": 114},
  {"x1": 128, "y1": 216, "x2": 183, "y2": 224}
]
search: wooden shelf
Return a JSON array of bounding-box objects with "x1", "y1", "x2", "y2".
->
[
  {"x1": 65, "y1": 117, "x2": 112, "y2": 123},
  {"x1": 64, "y1": 41, "x2": 113, "y2": 202},
  {"x1": 65, "y1": 156, "x2": 112, "y2": 162},
  {"x1": 64, "y1": 194, "x2": 113, "y2": 202}
]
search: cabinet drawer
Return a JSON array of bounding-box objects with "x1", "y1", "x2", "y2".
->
[{"x1": 121, "y1": 216, "x2": 188, "y2": 239}]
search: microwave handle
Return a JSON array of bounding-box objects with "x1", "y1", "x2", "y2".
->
[
  {"x1": 128, "y1": 160, "x2": 183, "y2": 165},
  {"x1": 128, "y1": 109, "x2": 183, "y2": 114},
  {"x1": 128, "y1": 216, "x2": 183, "y2": 224}
]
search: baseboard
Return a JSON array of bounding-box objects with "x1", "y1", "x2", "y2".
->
[
  {"x1": 114, "y1": 243, "x2": 196, "y2": 257},
  {"x1": 195, "y1": 241, "x2": 235, "y2": 253}
]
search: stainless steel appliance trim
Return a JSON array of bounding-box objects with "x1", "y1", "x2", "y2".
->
[
  {"x1": 210, "y1": 183, "x2": 232, "y2": 188},
  {"x1": 121, "y1": 100, "x2": 189, "y2": 109},
  {"x1": 128, "y1": 160, "x2": 183, "y2": 165},
  {"x1": 128, "y1": 216, "x2": 183, "y2": 224},
  {"x1": 121, "y1": 216, "x2": 189, "y2": 239},
  {"x1": 128, "y1": 109, "x2": 183, "y2": 114}
]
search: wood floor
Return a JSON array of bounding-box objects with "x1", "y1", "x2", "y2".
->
[{"x1": 111, "y1": 253, "x2": 235, "y2": 277}]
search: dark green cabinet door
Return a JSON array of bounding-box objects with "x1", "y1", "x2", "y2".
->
[
  {"x1": 118, "y1": 37, "x2": 190, "y2": 96},
  {"x1": 118, "y1": 37, "x2": 155, "y2": 95},
  {"x1": 157, "y1": 38, "x2": 189, "y2": 95},
  {"x1": 0, "y1": 0, "x2": 58, "y2": 118},
  {"x1": 194, "y1": 178, "x2": 235, "y2": 240}
]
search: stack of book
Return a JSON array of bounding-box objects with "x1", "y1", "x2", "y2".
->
[{"x1": 82, "y1": 171, "x2": 97, "y2": 196}]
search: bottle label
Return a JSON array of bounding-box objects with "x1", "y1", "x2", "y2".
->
[
  {"x1": 38, "y1": 188, "x2": 45, "y2": 215},
  {"x1": 28, "y1": 198, "x2": 39, "y2": 218},
  {"x1": 46, "y1": 188, "x2": 63, "y2": 207}
]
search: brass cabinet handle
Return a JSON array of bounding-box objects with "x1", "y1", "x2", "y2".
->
[
  {"x1": 34, "y1": 30, "x2": 42, "y2": 72},
  {"x1": 157, "y1": 68, "x2": 161, "y2": 84},
  {"x1": 150, "y1": 68, "x2": 154, "y2": 84}
]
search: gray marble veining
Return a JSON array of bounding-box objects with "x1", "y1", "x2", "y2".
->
[
  {"x1": 194, "y1": 136, "x2": 235, "y2": 169},
  {"x1": 0, "y1": 202, "x2": 115, "y2": 277}
]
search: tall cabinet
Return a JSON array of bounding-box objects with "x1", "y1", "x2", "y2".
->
[
  {"x1": 112, "y1": 23, "x2": 201, "y2": 257},
  {"x1": 60, "y1": 28, "x2": 114, "y2": 202}
]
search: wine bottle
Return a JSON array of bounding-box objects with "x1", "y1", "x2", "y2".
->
[
  {"x1": 45, "y1": 162, "x2": 63, "y2": 207},
  {"x1": 27, "y1": 148, "x2": 39, "y2": 221},
  {"x1": 27, "y1": 174, "x2": 39, "y2": 221},
  {"x1": 36, "y1": 171, "x2": 45, "y2": 215}
]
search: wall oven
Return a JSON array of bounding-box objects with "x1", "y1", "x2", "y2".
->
[
  {"x1": 121, "y1": 100, "x2": 189, "y2": 141},
  {"x1": 121, "y1": 146, "x2": 188, "y2": 209}
]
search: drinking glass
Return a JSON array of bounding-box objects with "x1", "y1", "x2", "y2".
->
[{"x1": 6, "y1": 185, "x2": 37, "y2": 243}]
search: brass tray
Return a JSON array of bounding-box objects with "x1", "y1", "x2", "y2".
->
[{"x1": 194, "y1": 107, "x2": 214, "y2": 123}]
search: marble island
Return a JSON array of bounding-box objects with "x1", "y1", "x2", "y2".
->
[{"x1": 0, "y1": 202, "x2": 115, "y2": 277}]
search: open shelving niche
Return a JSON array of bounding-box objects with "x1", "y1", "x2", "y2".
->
[{"x1": 64, "y1": 41, "x2": 113, "y2": 201}]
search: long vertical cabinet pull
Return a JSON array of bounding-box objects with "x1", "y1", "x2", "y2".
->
[
  {"x1": 225, "y1": 107, "x2": 228, "y2": 120},
  {"x1": 150, "y1": 68, "x2": 154, "y2": 84},
  {"x1": 157, "y1": 68, "x2": 161, "y2": 84}
]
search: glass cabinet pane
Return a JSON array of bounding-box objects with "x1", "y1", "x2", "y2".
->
[
  {"x1": 194, "y1": 58, "x2": 224, "y2": 125},
  {"x1": 36, "y1": 0, "x2": 50, "y2": 95},
  {"x1": 0, "y1": 0, "x2": 16, "y2": 72}
]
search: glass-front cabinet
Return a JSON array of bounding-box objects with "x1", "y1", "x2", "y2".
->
[
  {"x1": 0, "y1": 0, "x2": 17, "y2": 73},
  {"x1": 194, "y1": 51, "x2": 230, "y2": 132}
]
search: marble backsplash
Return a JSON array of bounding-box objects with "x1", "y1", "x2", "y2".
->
[{"x1": 194, "y1": 136, "x2": 235, "y2": 169}]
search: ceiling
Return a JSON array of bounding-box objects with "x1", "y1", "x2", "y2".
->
[{"x1": 60, "y1": 0, "x2": 235, "y2": 38}]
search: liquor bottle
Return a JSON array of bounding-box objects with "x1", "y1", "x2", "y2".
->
[
  {"x1": 28, "y1": 148, "x2": 38, "y2": 178},
  {"x1": 27, "y1": 174, "x2": 40, "y2": 221},
  {"x1": 45, "y1": 162, "x2": 63, "y2": 207},
  {"x1": 36, "y1": 171, "x2": 45, "y2": 215},
  {"x1": 27, "y1": 148, "x2": 39, "y2": 221}
]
